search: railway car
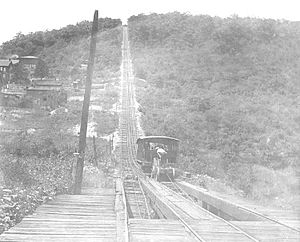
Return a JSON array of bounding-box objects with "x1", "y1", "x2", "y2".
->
[{"x1": 136, "y1": 136, "x2": 180, "y2": 181}]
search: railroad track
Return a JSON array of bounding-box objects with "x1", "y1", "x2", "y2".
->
[
  {"x1": 118, "y1": 25, "x2": 151, "y2": 220},
  {"x1": 119, "y1": 26, "x2": 257, "y2": 241},
  {"x1": 162, "y1": 175, "x2": 300, "y2": 239},
  {"x1": 170, "y1": 178, "x2": 300, "y2": 234},
  {"x1": 161, "y1": 181, "x2": 197, "y2": 202},
  {"x1": 161, "y1": 181, "x2": 261, "y2": 241},
  {"x1": 145, "y1": 178, "x2": 262, "y2": 241},
  {"x1": 119, "y1": 25, "x2": 300, "y2": 241}
]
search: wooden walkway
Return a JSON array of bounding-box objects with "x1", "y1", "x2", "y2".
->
[
  {"x1": 0, "y1": 186, "x2": 122, "y2": 242},
  {"x1": 129, "y1": 219, "x2": 196, "y2": 241},
  {"x1": 177, "y1": 181, "x2": 300, "y2": 241},
  {"x1": 178, "y1": 181, "x2": 300, "y2": 229},
  {"x1": 141, "y1": 179, "x2": 258, "y2": 241}
]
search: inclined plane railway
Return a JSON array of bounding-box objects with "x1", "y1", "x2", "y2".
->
[
  {"x1": 117, "y1": 25, "x2": 300, "y2": 241},
  {"x1": 1, "y1": 20, "x2": 298, "y2": 242}
]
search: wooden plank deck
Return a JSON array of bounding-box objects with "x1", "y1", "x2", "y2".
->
[
  {"x1": 179, "y1": 181, "x2": 300, "y2": 225},
  {"x1": 141, "y1": 179, "x2": 257, "y2": 241},
  {"x1": 178, "y1": 181, "x2": 300, "y2": 241},
  {"x1": 0, "y1": 187, "x2": 120, "y2": 242},
  {"x1": 129, "y1": 219, "x2": 196, "y2": 242},
  {"x1": 231, "y1": 221, "x2": 300, "y2": 241}
]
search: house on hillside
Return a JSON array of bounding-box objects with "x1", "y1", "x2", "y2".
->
[
  {"x1": 0, "y1": 59, "x2": 20, "y2": 88},
  {"x1": 0, "y1": 56, "x2": 38, "y2": 88},
  {"x1": 18, "y1": 56, "x2": 39, "y2": 79},
  {"x1": 0, "y1": 59, "x2": 12, "y2": 88}
]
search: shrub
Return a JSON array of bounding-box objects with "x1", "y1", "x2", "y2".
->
[
  {"x1": 18, "y1": 96, "x2": 33, "y2": 109},
  {"x1": 226, "y1": 162, "x2": 254, "y2": 194},
  {"x1": 1, "y1": 158, "x2": 36, "y2": 187},
  {"x1": 250, "y1": 165, "x2": 299, "y2": 201}
]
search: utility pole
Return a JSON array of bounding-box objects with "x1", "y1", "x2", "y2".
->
[{"x1": 74, "y1": 10, "x2": 98, "y2": 194}]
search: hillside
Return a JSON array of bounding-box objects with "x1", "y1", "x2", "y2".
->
[
  {"x1": 0, "y1": 17, "x2": 122, "y2": 80},
  {"x1": 128, "y1": 13, "x2": 300, "y2": 206},
  {"x1": 0, "y1": 18, "x2": 122, "y2": 232}
]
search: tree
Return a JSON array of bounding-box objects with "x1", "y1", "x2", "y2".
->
[
  {"x1": 34, "y1": 60, "x2": 49, "y2": 79},
  {"x1": 11, "y1": 63, "x2": 29, "y2": 85},
  {"x1": 213, "y1": 17, "x2": 253, "y2": 55},
  {"x1": 128, "y1": 13, "x2": 300, "y2": 200}
]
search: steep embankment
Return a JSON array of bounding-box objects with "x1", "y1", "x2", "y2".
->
[
  {"x1": 0, "y1": 18, "x2": 122, "y2": 233},
  {"x1": 0, "y1": 18, "x2": 122, "y2": 79},
  {"x1": 128, "y1": 13, "x2": 300, "y2": 207}
]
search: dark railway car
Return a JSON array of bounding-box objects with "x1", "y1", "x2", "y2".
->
[{"x1": 136, "y1": 136, "x2": 180, "y2": 181}]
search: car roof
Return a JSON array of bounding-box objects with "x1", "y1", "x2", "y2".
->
[{"x1": 136, "y1": 136, "x2": 180, "y2": 144}]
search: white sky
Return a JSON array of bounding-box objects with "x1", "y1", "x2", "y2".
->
[{"x1": 0, "y1": 0, "x2": 299, "y2": 45}]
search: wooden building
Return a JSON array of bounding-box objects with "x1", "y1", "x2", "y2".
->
[
  {"x1": 19, "y1": 56, "x2": 39, "y2": 79},
  {"x1": 0, "y1": 60, "x2": 12, "y2": 88},
  {"x1": 0, "y1": 58, "x2": 21, "y2": 88}
]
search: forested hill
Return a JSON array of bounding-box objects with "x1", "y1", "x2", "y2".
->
[
  {"x1": 128, "y1": 13, "x2": 300, "y2": 205},
  {"x1": 0, "y1": 18, "x2": 122, "y2": 79}
]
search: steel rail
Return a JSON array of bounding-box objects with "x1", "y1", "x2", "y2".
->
[
  {"x1": 121, "y1": 25, "x2": 300, "y2": 242},
  {"x1": 162, "y1": 175, "x2": 260, "y2": 241},
  {"x1": 124, "y1": 158, "x2": 144, "y2": 218},
  {"x1": 163, "y1": 181, "x2": 259, "y2": 242},
  {"x1": 234, "y1": 203, "x2": 300, "y2": 233},
  {"x1": 177, "y1": 175, "x2": 299, "y2": 233},
  {"x1": 178, "y1": 173, "x2": 300, "y2": 233},
  {"x1": 164, "y1": 174, "x2": 196, "y2": 204},
  {"x1": 120, "y1": 25, "x2": 261, "y2": 242},
  {"x1": 125, "y1": 150, "x2": 207, "y2": 241},
  {"x1": 125, "y1": 98, "x2": 151, "y2": 219},
  {"x1": 126, "y1": 151, "x2": 210, "y2": 241},
  {"x1": 119, "y1": 26, "x2": 151, "y2": 219},
  {"x1": 138, "y1": 173, "x2": 207, "y2": 241},
  {"x1": 121, "y1": 25, "x2": 213, "y2": 241}
]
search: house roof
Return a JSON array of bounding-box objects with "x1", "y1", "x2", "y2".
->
[
  {"x1": 0, "y1": 59, "x2": 11, "y2": 67},
  {"x1": 137, "y1": 136, "x2": 180, "y2": 144}
]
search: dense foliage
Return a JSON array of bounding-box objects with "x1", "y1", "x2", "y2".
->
[
  {"x1": 0, "y1": 110, "x2": 77, "y2": 233},
  {"x1": 0, "y1": 18, "x2": 122, "y2": 232},
  {"x1": 128, "y1": 13, "x2": 300, "y2": 202},
  {"x1": 0, "y1": 89, "x2": 120, "y2": 232},
  {"x1": 34, "y1": 59, "x2": 49, "y2": 79},
  {"x1": 0, "y1": 18, "x2": 122, "y2": 80}
]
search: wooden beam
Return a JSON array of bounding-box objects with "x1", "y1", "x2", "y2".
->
[
  {"x1": 178, "y1": 181, "x2": 264, "y2": 221},
  {"x1": 115, "y1": 178, "x2": 128, "y2": 242},
  {"x1": 139, "y1": 179, "x2": 178, "y2": 219}
]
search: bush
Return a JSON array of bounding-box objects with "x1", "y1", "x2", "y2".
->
[
  {"x1": 227, "y1": 162, "x2": 254, "y2": 195},
  {"x1": 129, "y1": 13, "x2": 300, "y2": 203},
  {"x1": 1, "y1": 158, "x2": 36, "y2": 187},
  {"x1": 0, "y1": 107, "x2": 77, "y2": 233},
  {"x1": 0, "y1": 153, "x2": 74, "y2": 233},
  {"x1": 250, "y1": 165, "x2": 299, "y2": 201},
  {"x1": 18, "y1": 96, "x2": 33, "y2": 108},
  {"x1": 0, "y1": 187, "x2": 45, "y2": 232}
]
